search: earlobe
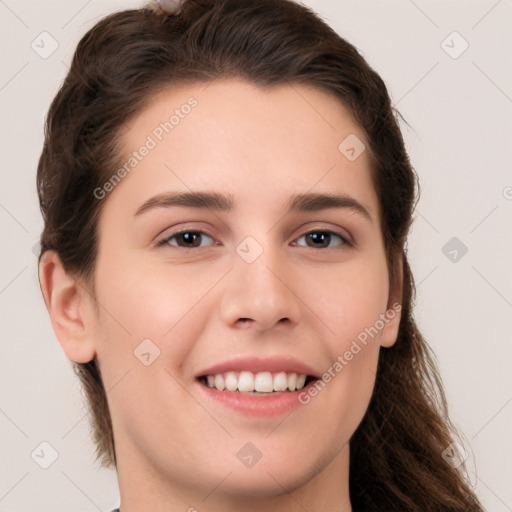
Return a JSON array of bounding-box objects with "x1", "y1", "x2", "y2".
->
[
  {"x1": 380, "y1": 254, "x2": 404, "y2": 349},
  {"x1": 379, "y1": 299, "x2": 402, "y2": 348},
  {"x1": 38, "y1": 250, "x2": 97, "y2": 363}
]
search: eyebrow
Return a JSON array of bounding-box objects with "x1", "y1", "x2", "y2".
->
[{"x1": 134, "y1": 191, "x2": 372, "y2": 221}]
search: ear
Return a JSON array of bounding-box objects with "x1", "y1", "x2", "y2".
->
[
  {"x1": 38, "y1": 250, "x2": 97, "y2": 363},
  {"x1": 379, "y1": 253, "x2": 403, "y2": 349}
]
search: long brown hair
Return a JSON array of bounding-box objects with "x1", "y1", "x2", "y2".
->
[{"x1": 36, "y1": 1, "x2": 484, "y2": 510}]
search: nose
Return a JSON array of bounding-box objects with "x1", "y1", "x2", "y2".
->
[{"x1": 218, "y1": 245, "x2": 302, "y2": 333}]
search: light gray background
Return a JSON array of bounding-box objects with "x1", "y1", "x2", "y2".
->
[{"x1": 1, "y1": 1, "x2": 511, "y2": 510}]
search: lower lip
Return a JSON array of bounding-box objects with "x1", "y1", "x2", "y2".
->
[{"x1": 196, "y1": 379, "x2": 315, "y2": 417}]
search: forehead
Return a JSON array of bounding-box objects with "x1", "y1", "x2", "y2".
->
[{"x1": 104, "y1": 77, "x2": 379, "y2": 220}]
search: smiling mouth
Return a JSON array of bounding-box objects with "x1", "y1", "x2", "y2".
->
[{"x1": 198, "y1": 370, "x2": 316, "y2": 395}]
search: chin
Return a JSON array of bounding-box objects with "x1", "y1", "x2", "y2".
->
[
  {"x1": 210, "y1": 446, "x2": 327, "y2": 498},
  {"x1": 219, "y1": 465, "x2": 314, "y2": 498}
]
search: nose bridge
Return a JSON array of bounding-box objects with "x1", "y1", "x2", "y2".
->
[{"x1": 219, "y1": 236, "x2": 301, "y2": 331}]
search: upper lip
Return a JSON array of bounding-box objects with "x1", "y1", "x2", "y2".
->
[{"x1": 196, "y1": 356, "x2": 321, "y2": 379}]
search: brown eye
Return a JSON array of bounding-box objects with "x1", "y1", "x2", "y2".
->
[
  {"x1": 157, "y1": 230, "x2": 216, "y2": 249},
  {"x1": 294, "y1": 230, "x2": 349, "y2": 249}
]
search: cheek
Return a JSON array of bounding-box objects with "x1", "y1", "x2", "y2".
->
[
  {"x1": 299, "y1": 251, "x2": 390, "y2": 348},
  {"x1": 93, "y1": 260, "x2": 213, "y2": 435},
  {"x1": 93, "y1": 255, "x2": 218, "y2": 366},
  {"x1": 317, "y1": 253, "x2": 389, "y2": 428}
]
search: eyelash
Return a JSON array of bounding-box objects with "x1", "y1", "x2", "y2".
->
[{"x1": 156, "y1": 228, "x2": 352, "y2": 250}]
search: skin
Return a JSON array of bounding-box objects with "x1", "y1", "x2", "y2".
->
[{"x1": 39, "y1": 78, "x2": 402, "y2": 512}]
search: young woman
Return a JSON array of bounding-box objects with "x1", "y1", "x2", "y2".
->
[{"x1": 36, "y1": 0, "x2": 485, "y2": 510}]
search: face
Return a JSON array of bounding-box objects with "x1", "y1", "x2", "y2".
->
[{"x1": 81, "y1": 79, "x2": 400, "y2": 501}]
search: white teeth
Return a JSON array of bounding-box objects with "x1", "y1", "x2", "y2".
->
[
  {"x1": 203, "y1": 371, "x2": 309, "y2": 393},
  {"x1": 254, "y1": 372, "x2": 274, "y2": 392},
  {"x1": 224, "y1": 371, "x2": 238, "y2": 392},
  {"x1": 273, "y1": 371, "x2": 288, "y2": 392},
  {"x1": 296, "y1": 374, "x2": 306, "y2": 390},
  {"x1": 238, "y1": 371, "x2": 255, "y2": 392},
  {"x1": 287, "y1": 372, "x2": 297, "y2": 391},
  {"x1": 214, "y1": 374, "x2": 225, "y2": 392}
]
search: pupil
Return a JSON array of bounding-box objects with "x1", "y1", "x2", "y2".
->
[
  {"x1": 308, "y1": 232, "x2": 329, "y2": 248},
  {"x1": 181, "y1": 232, "x2": 199, "y2": 246}
]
